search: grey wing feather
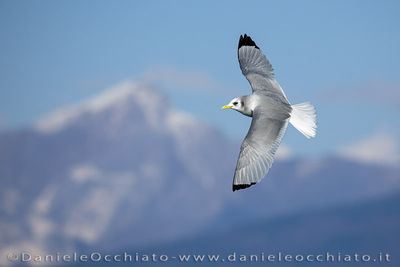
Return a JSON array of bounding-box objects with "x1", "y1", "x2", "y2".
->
[
  {"x1": 232, "y1": 108, "x2": 289, "y2": 191},
  {"x1": 238, "y1": 34, "x2": 289, "y2": 101}
]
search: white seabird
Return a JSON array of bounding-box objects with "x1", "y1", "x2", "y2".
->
[{"x1": 222, "y1": 34, "x2": 317, "y2": 191}]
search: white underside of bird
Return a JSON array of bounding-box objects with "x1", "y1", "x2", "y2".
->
[{"x1": 222, "y1": 34, "x2": 317, "y2": 191}]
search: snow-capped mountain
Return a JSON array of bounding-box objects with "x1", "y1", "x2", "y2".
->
[
  {"x1": 0, "y1": 81, "x2": 235, "y2": 262},
  {"x1": 0, "y1": 81, "x2": 399, "y2": 266}
]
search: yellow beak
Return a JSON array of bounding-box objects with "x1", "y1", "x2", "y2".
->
[{"x1": 221, "y1": 105, "x2": 233, "y2": 110}]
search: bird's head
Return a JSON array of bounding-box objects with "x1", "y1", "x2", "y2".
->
[
  {"x1": 222, "y1": 97, "x2": 243, "y2": 111},
  {"x1": 222, "y1": 96, "x2": 251, "y2": 116}
]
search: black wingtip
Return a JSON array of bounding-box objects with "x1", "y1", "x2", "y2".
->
[
  {"x1": 232, "y1": 182, "x2": 256, "y2": 192},
  {"x1": 238, "y1": 34, "x2": 259, "y2": 50}
]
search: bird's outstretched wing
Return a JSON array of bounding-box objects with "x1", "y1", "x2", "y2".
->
[
  {"x1": 238, "y1": 34, "x2": 288, "y2": 101},
  {"x1": 232, "y1": 108, "x2": 288, "y2": 191}
]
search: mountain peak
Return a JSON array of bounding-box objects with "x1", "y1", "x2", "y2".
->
[{"x1": 34, "y1": 81, "x2": 167, "y2": 134}]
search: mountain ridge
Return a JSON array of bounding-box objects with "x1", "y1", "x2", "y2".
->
[{"x1": 0, "y1": 81, "x2": 399, "y2": 266}]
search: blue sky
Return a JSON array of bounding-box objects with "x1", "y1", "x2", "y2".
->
[{"x1": 0, "y1": 0, "x2": 399, "y2": 156}]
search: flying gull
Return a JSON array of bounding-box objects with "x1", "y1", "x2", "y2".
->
[{"x1": 222, "y1": 34, "x2": 317, "y2": 191}]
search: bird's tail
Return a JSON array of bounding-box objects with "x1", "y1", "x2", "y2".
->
[{"x1": 289, "y1": 102, "x2": 317, "y2": 139}]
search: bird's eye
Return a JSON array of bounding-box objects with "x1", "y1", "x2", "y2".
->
[{"x1": 233, "y1": 102, "x2": 238, "y2": 105}]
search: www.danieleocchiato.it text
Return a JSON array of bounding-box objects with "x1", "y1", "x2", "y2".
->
[{"x1": 6, "y1": 251, "x2": 391, "y2": 264}]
